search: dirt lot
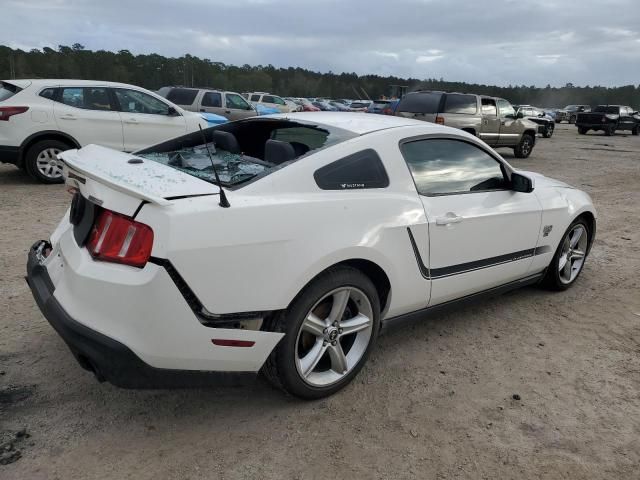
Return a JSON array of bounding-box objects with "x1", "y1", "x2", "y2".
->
[{"x1": 1, "y1": 123, "x2": 639, "y2": 479}]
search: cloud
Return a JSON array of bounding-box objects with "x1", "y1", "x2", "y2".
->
[{"x1": 0, "y1": 0, "x2": 639, "y2": 87}]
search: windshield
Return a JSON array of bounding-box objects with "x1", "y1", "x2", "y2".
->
[
  {"x1": 593, "y1": 106, "x2": 620, "y2": 114},
  {"x1": 136, "y1": 119, "x2": 357, "y2": 188},
  {"x1": 564, "y1": 105, "x2": 579, "y2": 111}
]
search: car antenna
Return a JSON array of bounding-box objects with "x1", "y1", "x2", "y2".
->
[{"x1": 198, "y1": 125, "x2": 230, "y2": 208}]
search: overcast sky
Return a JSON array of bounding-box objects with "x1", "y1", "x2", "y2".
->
[{"x1": 2, "y1": 0, "x2": 639, "y2": 87}]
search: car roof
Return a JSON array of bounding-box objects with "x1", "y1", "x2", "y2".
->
[
  {"x1": 14, "y1": 79, "x2": 142, "y2": 88},
  {"x1": 267, "y1": 112, "x2": 454, "y2": 135}
]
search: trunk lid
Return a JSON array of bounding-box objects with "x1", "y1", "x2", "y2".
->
[{"x1": 59, "y1": 144, "x2": 218, "y2": 216}]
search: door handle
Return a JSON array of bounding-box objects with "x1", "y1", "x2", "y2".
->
[
  {"x1": 123, "y1": 119, "x2": 138, "y2": 124},
  {"x1": 225, "y1": 110, "x2": 231, "y2": 114},
  {"x1": 59, "y1": 114, "x2": 76, "y2": 120},
  {"x1": 500, "y1": 120, "x2": 506, "y2": 125},
  {"x1": 200, "y1": 109, "x2": 205, "y2": 112},
  {"x1": 435, "y1": 213, "x2": 463, "y2": 225}
]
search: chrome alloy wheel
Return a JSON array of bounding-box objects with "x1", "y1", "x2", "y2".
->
[
  {"x1": 558, "y1": 224, "x2": 588, "y2": 284},
  {"x1": 36, "y1": 147, "x2": 64, "y2": 179},
  {"x1": 295, "y1": 287, "x2": 373, "y2": 387}
]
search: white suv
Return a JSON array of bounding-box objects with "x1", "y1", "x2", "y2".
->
[
  {"x1": 0, "y1": 79, "x2": 208, "y2": 183},
  {"x1": 246, "y1": 92, "x2": 292, "y2": 113}
]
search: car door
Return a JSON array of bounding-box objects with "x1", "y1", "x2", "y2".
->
[
  {"x1": 53, "y1": 86, "x2": 124, "y2": 150},
  {"x1": 113, "y1": 88, "x2": 187, "y2": 151},
  {"x1": 198, "y1": 91, "x2": 224, "y2": 117},
  {"x1": 619, "y1": 107, "x2": 634, "y2": 130},
  {"x1": 223, "y1": 92, "x2": 256, "y2": 120},
  {"x1": 479, "y1": 97, "x2": 500, "y2": 146},
  {"x1": 400, "y1": 137, "x2": 542, "y2": 305},
  {"x1": 496, "y1": 98, "x2": 521, "y2": 146}
]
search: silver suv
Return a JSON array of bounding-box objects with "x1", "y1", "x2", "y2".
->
[
  {"x1": 395, "y1": 91, "x2": 539, "y2": 158},
  {"x1": 157, "y1": 87, "x2": 256, "y2": 121}
]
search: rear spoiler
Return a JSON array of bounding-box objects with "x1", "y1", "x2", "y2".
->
[{"x1": 60, "y1": 149, "x2": 173, "y2": 206}]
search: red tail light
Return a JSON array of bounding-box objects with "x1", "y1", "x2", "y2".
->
[
  {"x1": 86, "y1": 210, "x2": 154, "y2": 268},
  {"x1": 0, "y1": 106, "x2": 29, "y2": 121},
  {"x1": 435, "y1": 116, "x2": 445, "y2": 125}
]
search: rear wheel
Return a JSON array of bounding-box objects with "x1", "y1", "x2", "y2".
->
[
  {"x1": 578, "y1": 126, "x2": 588, "y2": 135},
  {"x1": 632, "y1": 126, "x2": 639, "y2": 136},
  {"x1": 543, "y1": 123, "x2": 554, "y2": 138},
  {"x1": 542, "y1": 219, "x2": 590, "y2": 291},
  {"x1": 569, "y1": 115, "x2": 577, "y2": 124},
  {"x1": 604, "y1": 125, "x2": 615, "y2": 136},
  {"x1": 25, "y1": 139, "x2": 71, "y2": 184},
  {"x1": 555, "y1": 118, "x2": 561, "y2": 124},
  {"x1": 262, "y1": 266, "x2": 380, "y2": 399},
  {"x1": 514, "y1": 133, "x2": 534, "y2": 158}
]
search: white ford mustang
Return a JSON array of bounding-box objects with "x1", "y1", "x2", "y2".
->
[{"x1": 27, "y1": 113, "x2": 596, "y2": 398}]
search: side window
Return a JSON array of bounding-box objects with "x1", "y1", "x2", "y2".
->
[
  {"x1": 166, "y1": 88, "x2": 198, "y2": 106},
  {"x1": 39, "y1": 88, "x2": 58, "y2": 100},
  {"x1": 251, "y1": 94, "x2": 261, "y2": 102},
  {"x1": 60, "y1": 87, "x2": 112, "y2": 111},
  {"x1": 314, "y1": 149, "x2": 389, "y2": 190},
  {"x1": 226, "y1": 93, "x2": 250, "y2": 110},
  {"x1": 201, "y1": 92, "x2": 222, "y2": 107},
  {"x1": 497, "y1": 99, "x2": 515, "y2": 117},
  {"x1": 114, "y1": 89, "x2": 169, "y2": 115},
  {"x1": 272, "y1": 126, "x2": 329, "y2": 150},
  {"x1": 272, "y1": 96, "x2": 286, "y2": 106},
  {"x1": 481, "y1": 98, "x2": 497, "y2": 116},
  {"x1": 396, "y1": 92, "x2": 442, "y2": 114},
  {"x1": 400, "y1": 138, "x2": 507, "y2": 195},
  {"x1": 443, "y1": 94, "x2": 477, "y2": 114},
  {"x1": 262, "y1": 95, "x2": 275, "y2": 103}
]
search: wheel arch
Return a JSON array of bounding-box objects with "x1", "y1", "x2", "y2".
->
[
  {"x1": 461, "y1": 127, "x2": 477, "y2": 136},
  {"x1": 288, "y1": 258, "x2": 392, "y2": 318},
  {"x1": 19, "y1": 131, "x2": 80, "y2": 167},
  {"x1": 575, "y1": 211, "x2": 596, "y2": 254}
]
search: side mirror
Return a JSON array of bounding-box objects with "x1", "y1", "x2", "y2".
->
[
  {"x1": 511, "y1": 172, "x2": 534, "y2": 193},
  {"x1": 516, "y1": 111, "x2": 524, "y2": 119}
]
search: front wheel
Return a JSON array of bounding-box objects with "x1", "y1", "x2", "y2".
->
[
  {"x1": 578, "y1": 126, "x2": 588, "y2": 135},
  {"x1": 632, "y1": 126, "x2": 639, "y2": 136},
  {"x1": 514, "y1": 133, "x2": 535, "y2": 158},
  {"x1": 542, "y1": 219, "x2": 591, "y2": 291},
  {"x1": 569, "y1": 115, "x2": 577, "y2": 124},
  {"x1": 543, "y1": 123, "x2": 554, "y2": 138},
  {"x1": 262, "y1": 266, "x2": 380, "y2": 399},
  {"x1": 604, "y1": 125, "x2": 615, "y2": 136}
]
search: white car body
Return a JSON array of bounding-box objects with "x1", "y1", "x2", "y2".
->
[
  {"x1": 247, "y1": 92, "x2": 292, "y2": 113},
  {"x1": 0, "y1": 79, "x2": 208, "y2": 183},
  {"x1": 27, "y1": 113, "x2": 596, "y2": 397}
]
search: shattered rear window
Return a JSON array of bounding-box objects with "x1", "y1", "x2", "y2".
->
[{"x1": 139, "y1": 144, "x2": 268, "y2": 187}]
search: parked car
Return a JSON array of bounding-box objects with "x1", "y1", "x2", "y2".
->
[
  {"x1": 283, "y1": 98, "x2": 303, "y2": 112},
  {"x1": 0, "y1": 79, "x2": 208, "y2": 183},
  {"x1": 247, "y1": 92, "x2": 292, "y2": 113},
  {"x1": 157, "y1": 87, "x2": 256, "y2": 121},
  {"x1": 295, "y1": 98, "x2": 321, "y2": 112},
  {"x1": 348, "y1": 101, "x2": 371, "y2": 112},
  {"x1": 575, "y1": 105, "x2": 640, "y2": 136},
  {"x1": 27, "y1": 112, "x2": 596, "y2": 399},
  {"x1": 395, "y1": 91, "x2": 539, "y2": 158},
  {"x1": 367, "y1": 100, "x2": 392, "y2": 114},
  {"x1": 555, "y1": 105, "x2": 590, "y2": 124},
  {"x1": 514, "y1": 105, "x2": 555, "y2": 138},
  {"x1": 329, "y1": 101, "x2": 351, "y2": 112},
  {"x1": 382, "y1": 100, "x2": 400, "y2": 115},
  {"x1": 253, "y1": 103, "x2": 281, "y2": 115},
  {"x1": 312, "y1": 101, "x2": 338, "y2": 111}
]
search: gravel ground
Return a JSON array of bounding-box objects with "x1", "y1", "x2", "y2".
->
[{"x1": 1, "y1": 123, "x2": 639, "y2": 479}]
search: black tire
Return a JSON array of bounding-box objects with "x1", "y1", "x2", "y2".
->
[
  {"x1": 542, "y1": 218, "x2": 591, "y2": 291},
  {"x1": 555, "y1": 119, "x2": 561, "y2": 124},
  {"x1": 542, "y1": 123, "x2": 554, "y2": 138},
  {"x1": 578, "y1": 127, "x2": 588, "y2": 135},
  {"x1": 632, "y1": 126, "x2": 639, "y2": 136},
  {"x1": 569, "y1": 115, "x2": 576, "y2": 124},
  {"x1": 25, "y1": 139, "x2": 71, "y2": 184},
  {"x1": 514, "y1": 133, "x2": 535, "y2": 158},
  {"x1": 604, "y1": 125, "x2": 615, "y2": 136},
  {"x1": 262, "y1": 266, "x2": 381, "y2": 399}
]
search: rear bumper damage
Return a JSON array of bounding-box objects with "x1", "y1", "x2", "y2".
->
[{"x1": 26, "y1": 240, "x2": 276, "y2": 388}]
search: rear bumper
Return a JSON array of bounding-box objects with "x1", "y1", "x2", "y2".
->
[
  {"x1": 26, "y1": 241, "x2": 256, "y2": 388},
  {"x1": 0, "y1": 145, "x2": 20, "y2": 165}
]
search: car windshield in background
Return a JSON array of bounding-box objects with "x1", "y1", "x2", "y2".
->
[
  {"x1": 397, "y1": 92, "x2": 442, "y2": 114},
  {"x1": 593, "y1": 106, "x2": 620, "y2": 114},
  {"x1": 0, "y1": 81, "x2": 20, "y2": 102},
  {"x1": 136, "y1": 119, "x2": 357, "y2": 187}
]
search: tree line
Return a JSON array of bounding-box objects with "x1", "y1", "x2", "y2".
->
[{"x1": 1, "y1": 44, "x2": 639, "y2": 108}]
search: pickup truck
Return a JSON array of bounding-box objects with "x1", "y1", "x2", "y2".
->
[
  {"x1": 395, "y1": 91, "x2": 539, "y2": 158},
  {"x1": 555, "y1": 105, "x2": 590, "y2": 124},
  {"x1": 575, "y1": 105, "x2": 639, "y2": 136}
]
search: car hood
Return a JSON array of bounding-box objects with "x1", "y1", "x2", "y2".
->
[{"x1": 517, "y1": 170, "x2": 573, "y2": 189}]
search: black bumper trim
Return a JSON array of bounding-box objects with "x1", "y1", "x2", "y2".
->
[
  {"x1": 0, "y1": 145, "x2": 20, "y2": 165},
  {"x1": 26, "y1": 241, "x2": 256, "y2": 389}
]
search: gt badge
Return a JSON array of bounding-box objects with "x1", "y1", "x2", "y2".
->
[{"x1": 543, "y1": 225, "x2": 553, "y2": 237}]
